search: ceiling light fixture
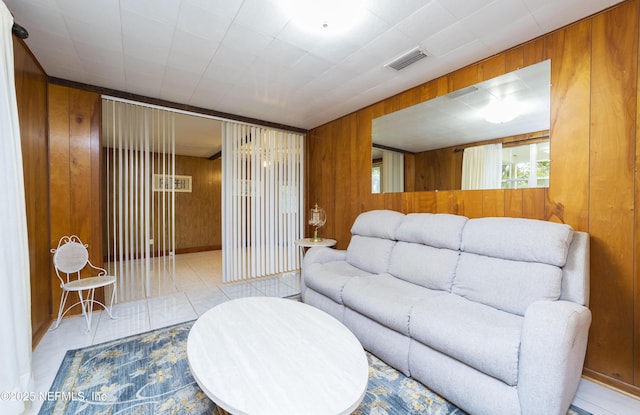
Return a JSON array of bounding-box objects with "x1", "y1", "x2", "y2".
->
[{"x1": 279, "y1": 0, "x2": 365, "y2": 35}]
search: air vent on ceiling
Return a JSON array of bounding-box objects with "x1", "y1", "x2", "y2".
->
[
  {"x1": 447, "y1": 86, "x2": 478, "y2": 99},
  {"x1": 385, "y1": 47, "x2": 428, "y2": 71}
]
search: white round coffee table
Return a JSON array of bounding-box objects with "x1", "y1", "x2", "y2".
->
[{"x1": 187, "y1": 297, "x2": 368, "y2": 415}]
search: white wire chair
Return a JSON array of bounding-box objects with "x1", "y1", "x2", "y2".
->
[{"x1": 51, "y1": 235, "x2": 116, "y2": 331}]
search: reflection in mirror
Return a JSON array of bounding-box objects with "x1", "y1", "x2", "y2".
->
[
  {"x1": 372, "y1": 147, "x2": 404, "y2": 194},
  {"x1": 372, "y1": 60, "x2": 550, "y2": 193},
  {"x1": 501, "y1": 140, "x2": 549, "y2": 189}
]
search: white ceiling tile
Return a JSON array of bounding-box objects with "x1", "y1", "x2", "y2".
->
[
  {"x1": 275, "y1": 22, "x2": 322, "y2": 52},
  {"x1": 121, "y1": 13, "x2": 173, "y2": 65},
  {"x1": 124, "y1": 56, "x2": 164, "y2": 89},
  {"x1": 461, "y1": 0, "x2": 531, "y2": 39},
  {"x1": 184, "y1": 0, "x2": 244, "y2": 17},
  {"x1": 360, "y1": 27, "x2": 415, "y2": 62},
  {"x1": 421, "y1": 22, "x2": 477, "y2": 57},
  {"x1": 395, "y1": 2, "x2": 457, "y2": 44},
  {"x1": 189, "y1": 80, "x2": 235, "y2": 107},
  {"x1": 365, "y1": 0, "x2": 438, "y2": 26},
  {"x1": 207, "y1": 45, "x2": 258, "y2": 74},
  {"x1": 201, "y1": 61, "x2": 247, "y2": 84},
  {"x1": 436, "y1": 0, "x2": 495, "y2": 19},
  {"x1": 339, "y1": 49, "x2": 385, "y2": 74},
  {"x1": 223, "y1": 24, "x2": 274, "y2": 57},
  {"x1": 22, "y1": 28, "x2": 75, "y2": 57},
  {"x1": 57, "y1": 0, "x2": 121, "y2": 23},
  {"x1": 258, "y1": 38, "x2": 307, "y2": 66},
  {"x1": 73, "y1": 42, "x2": 123, "y2": 67},
  {"x1": 79, "y1": 58, "x2": 125, "y2": 83},
  {"x1": 434, "y1": 40, "x2": 493, "y2": 78},
  {"x1": 64, "y1": 17, "x2": 123, "y2": 54},
  {"x1": 176, "y1": 2, "x2": 233, "y2": 42},
  {"x1": 125, "y1": 70, "x2": 163, "y2": 94},
  {"x1": 309, "y1": 38, "x2": 361, "y2": 64},
  {"x1": 170, "y1": 30, "x2": 219, "y2": 57},
  {"x1": 288, "y1": 53, "x2": 333, "y2": 79},
  {"x1": 163, "y1": 66, "x2": 203, "y2": 90},
  {"x1": 342, "y1": 9, "x2": 391, "y2": 47},
  {"x1": 234, "y1": 0, "x2": 290, "y2": 37},
  {"x1": 166, "y1": 32, "x2": 219, "y2": 74},
  {"x1": 120, "y1": 0, "x2": 181, "y2": 25},
  {"x1": 479, "y1": 15, "x2": 541, "y2": 55},
  {"x1": 7, "y1": 1, "x2": 68, "y2": 37}
]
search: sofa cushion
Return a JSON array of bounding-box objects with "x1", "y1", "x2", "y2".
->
[
  {"x1": 388, "y1": 242, "x2": 460, "y2": 291},
  {"x1": 304, "y1": 260, "x2": 372, "y2": 304},
  {"x1": 452, "y1": 252, "x2": 562, "y2": 315},
  {"x1": 395, "y1": 213, "x2": 468, "y2": 250},
  {"x1": 350, "y1": 209, "x2": 405, "y2": 239},
  {"x1": 342, "y1": 274, "x2": 445, "y2": 336},
  {"x1": 346, "y1": 235, "x2": 396, "y2": 274},
  {"x1": 409, "y1": 294, "x2": 523, "y2": 386},
  {"x1": 461, "y1": 217, "x2": 574, "y2": 267}
]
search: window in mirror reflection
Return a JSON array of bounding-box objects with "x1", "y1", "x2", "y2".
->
[
  {"x1": 501, "y1": 140, "x2": 550, "y2": 189},
  {"x1": 372, "y1": 165, "x2": 381, "y2": 193},
  {"x1": 372, "y1": 148, "x2": 404, "y2": 194}
]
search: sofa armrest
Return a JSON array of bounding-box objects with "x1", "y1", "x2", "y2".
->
[
  {"x1": 300, "y1": 247, "x2": 347, "y2": 297},
  {"x1": 302, "y1": 246, "x2": 346, "y2": 268},
  {"x1": 518, "y1": 300, "x2": 591, "y2": 415}
]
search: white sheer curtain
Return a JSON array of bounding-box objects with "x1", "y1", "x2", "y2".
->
[
  {"x1": 382, "y1": 149, "x2": 404, "y2": 193},
  {"x1": 0, "y1": 2, "x2": 33, "y2": 414},
  {"x1": 222, "y1": 122, "x2": 304, "y2": 282},
  {"x1": 461, "y1": 143, "x2": 503, "y2": 190}
]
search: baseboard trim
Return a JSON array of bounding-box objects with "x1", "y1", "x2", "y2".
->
[
  {"x1": 582, "y1": 368, "x2": 640, "y2": 399},
  {"x1": 175, "y1": 246, "x2": 221, "y2": 255}
]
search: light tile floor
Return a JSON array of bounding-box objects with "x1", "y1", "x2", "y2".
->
[{"x1": 27, "y1": 251, "x2": 640, "y2": 415}]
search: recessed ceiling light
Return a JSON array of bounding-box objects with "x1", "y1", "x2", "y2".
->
[{"x1": 279, "y1": 0, "x2": 365, "y2": 35}]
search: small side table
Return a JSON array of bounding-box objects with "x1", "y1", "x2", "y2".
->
[{"x1": 295, "y1": 238, "x2": 337, "y2": 265}]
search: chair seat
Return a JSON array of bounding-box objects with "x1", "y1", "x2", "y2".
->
[{"x1": 63, "y1": 275, "x2": 116, "y2": 291}]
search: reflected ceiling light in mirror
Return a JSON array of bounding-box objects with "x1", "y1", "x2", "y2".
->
[
  {"x1": 279, "y1": 0, "x2": 365, "y2": 35},
  {"x1": 481, "y1": 97, "x2": 525, "y2": 124}
]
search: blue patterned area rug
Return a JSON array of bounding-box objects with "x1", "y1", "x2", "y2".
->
[{"x1": 40, "y1": 320, "x2": 592, "y2": 415}]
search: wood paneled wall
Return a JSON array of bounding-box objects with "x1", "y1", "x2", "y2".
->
[
  {"x1": 13, "y1": 37, "x2": 50, "y2": 345},
  {"x1": 48, "y1": 85, "x2": 104, "y2": 314},
  {"x1": 104, "y1": 151, "x2": 222, "y2": 255},
  {"x1": 175, "y1": 156, "x2": 222, "y2": 251},
  {"x1": 306, "y1": 0, "x2": 640, "y2": 395}
]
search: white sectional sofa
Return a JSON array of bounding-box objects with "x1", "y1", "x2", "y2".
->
[{"x1": 301, "y1": 210, "x2": 591, "y2": 415}]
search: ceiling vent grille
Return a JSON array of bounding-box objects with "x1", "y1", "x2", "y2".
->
[{"x1": 386, "y1": 47, "x2": 428, "y2": 71}]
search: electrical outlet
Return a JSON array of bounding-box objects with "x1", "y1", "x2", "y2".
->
[{"x1": 149, "y1": 239, "x2": 154, "y2": 245}]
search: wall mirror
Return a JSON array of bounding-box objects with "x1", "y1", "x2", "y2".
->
[{"x1": 371, "y1": 59, "x2": 551, "y2": 193}]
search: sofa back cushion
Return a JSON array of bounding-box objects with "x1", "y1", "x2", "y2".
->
[
  {"x1": 453, "y1": 253, "x2": 562, "y2": 315},
  {"x1": 394, "y1": 213, "x2": 468, "y2": 250},
  {"x1": 345, "y1": 210, "x2": 405, "y2": 274},
  {"x1": 452, "y1": 217, "x2": 574, "y2": 315},
  {"x1": 346, "y1": 235, "x2": 396, "y2": 274},
  {"x1": 350, "y1": 209, "x2": 405, "y2": 239},
  {"x1": 460, "y1": 217, "x2": 574, "y2": 267},
  {"x1": 388, "y1": 242, "x2": 459, "y2": 291}
]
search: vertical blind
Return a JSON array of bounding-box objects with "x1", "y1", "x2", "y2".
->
[
  {"x1": 222, "y1": 122, "x2": 304, "y2": 282},
  {"x1": 103, "y1": 98, "x2": 176, "y2": 301}
]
